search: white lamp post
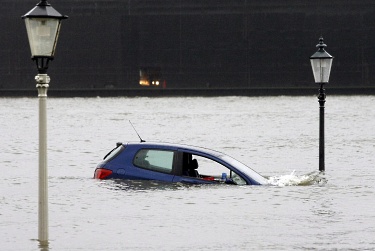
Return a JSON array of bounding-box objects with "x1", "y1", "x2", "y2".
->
[
  {"x1": 22, "y1": 0, "x2": 67, "y2": 246},
  {"x1": 310, "y1": 37, "x2": 333, "y2": 172}
]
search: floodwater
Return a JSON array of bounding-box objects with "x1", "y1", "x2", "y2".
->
[{"x1": 1, "y1": 95, "x2": 374, "y2": 250}]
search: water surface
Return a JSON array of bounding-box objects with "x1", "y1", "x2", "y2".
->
[{"x1": 1, "y1": 96, "x2": 374, "y2": 250}]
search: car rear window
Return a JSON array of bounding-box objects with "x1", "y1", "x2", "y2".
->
[
  {"x1": 133, "y1": 149, "x2": 174, "y2": 173},
  {"x1": 103, "y1": 145, "x2": 124, "y2": 161}
]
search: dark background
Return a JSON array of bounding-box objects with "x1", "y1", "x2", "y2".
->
[{"x1": 2, "y1": 0, "x2": 375, "y2": 93}]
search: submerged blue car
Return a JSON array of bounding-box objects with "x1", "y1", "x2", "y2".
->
[{"x1": 94, "y1": 142, "x2": 268, "y2": 185}]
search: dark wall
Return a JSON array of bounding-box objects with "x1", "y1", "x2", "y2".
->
[{"x1": 1, "y1": 0, "x2": 375, "y2": 91}]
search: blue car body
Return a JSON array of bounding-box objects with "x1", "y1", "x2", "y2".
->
[{"x1": 94, "y1": 142, "x2": 268, "y2": 185}]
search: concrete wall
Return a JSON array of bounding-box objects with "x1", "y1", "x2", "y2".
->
[{"x1": 1, "y1": 0, "x2": 375, "y2": 91}]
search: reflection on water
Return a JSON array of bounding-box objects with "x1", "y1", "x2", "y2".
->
[
  {"x1": 99, "y1": 170, "x2": 327, "y2": 192},
  {"x1": 101, "y1": 179, "x2": 193, "y2": 191},
  {"x1": 99, "y1": 179, "x2": 245, "y2": 193},
  {"x1": 38, "y1": 241, "x2": 49, "y2": 251},
  {"x1": 1, "y1": 96, "x2": 375, "y2": 251}
]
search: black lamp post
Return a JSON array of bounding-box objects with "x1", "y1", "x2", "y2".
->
[
  {"x1": 310, "y1": 37, "x2": 333, "y2": 172},
  {"x1": 22, "y1": 0, "x2": 67, "y2": 245}
]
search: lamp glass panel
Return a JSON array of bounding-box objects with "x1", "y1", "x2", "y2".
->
[
  {"x1": 310, "y1": 58, "x2": 333, "y2": 83},
  {"x1": 25, "y1": 18, "x2": 61, "y2": 57}
]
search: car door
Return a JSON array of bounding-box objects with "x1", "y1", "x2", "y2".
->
[
  {"x1": 172, "y1": 150, "x2": 220, "y2": 184},
  {"x1": 172, "y1": 149, "x2": 249, "y2": 185},
  {"x1": 130, "y1": 148, "x2": 176, "y2": 182}
]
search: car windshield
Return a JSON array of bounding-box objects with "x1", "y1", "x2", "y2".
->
[{"x1": 221, "y1": 155, "x2": 268, "y2": 185}]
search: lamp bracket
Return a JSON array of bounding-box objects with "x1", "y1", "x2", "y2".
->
[
  {"x1": 32, "y1": 57, "x2": 54, "y2": 74},
  {"x1": 35, "y1": 74, "x2": 50, "y2": 85}
]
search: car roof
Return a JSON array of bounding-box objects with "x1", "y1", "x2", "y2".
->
[{"x1": 124, "y1": 141, "x2": 225, "y2": 157}]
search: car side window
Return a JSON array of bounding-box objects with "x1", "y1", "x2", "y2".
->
[
  {"x1": 182, "y1": 153, "x2": 247, "y2": 185},
  {"x1": 133, "y1": 149, "x2": 174, "y2": 173}
]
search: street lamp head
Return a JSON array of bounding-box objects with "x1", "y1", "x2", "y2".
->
[
  {"x1": 22, "y1": 0, "x2": 68, "y2": 73},
  {"x1": 310, "y1": 37, "x2": 334, "y2": 84}
]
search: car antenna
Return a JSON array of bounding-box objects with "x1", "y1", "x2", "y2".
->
[{"x1": 129, "y1": 120, "x2": 145, "y2": 142}]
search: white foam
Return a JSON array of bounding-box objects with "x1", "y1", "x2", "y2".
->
[{"x1": 267, "y1": 170, "x2": 325, "y2": 186}]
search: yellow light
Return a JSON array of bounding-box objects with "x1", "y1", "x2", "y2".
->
[{"x1": 139, "y1": 80, "x2": 150, "y2": 86}]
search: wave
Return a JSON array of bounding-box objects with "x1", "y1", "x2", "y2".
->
[{"x1": 267, "y1": 170, "x2": 327, "y2": 186}]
